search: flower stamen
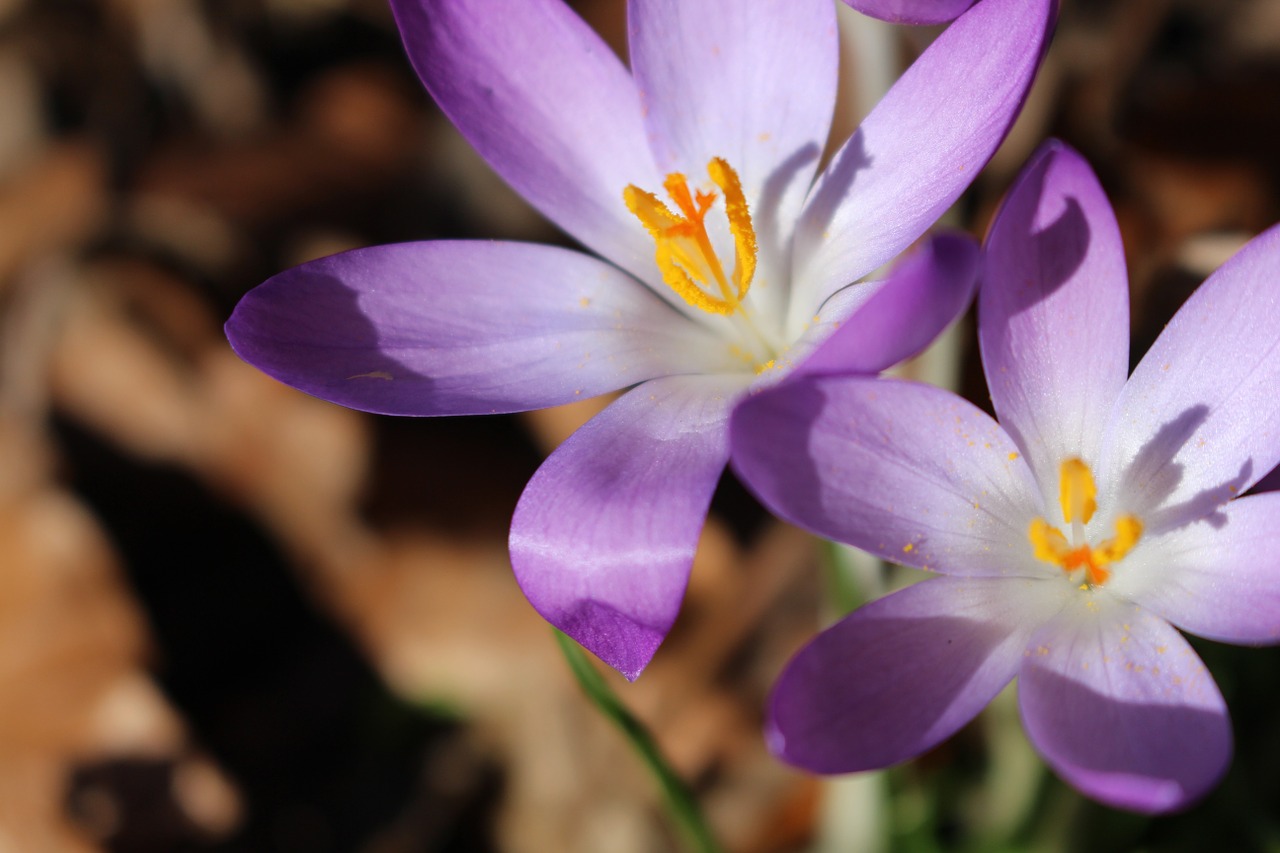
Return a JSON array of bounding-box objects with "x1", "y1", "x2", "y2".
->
[
  {"x1": 624, "y1": 157, "x2": 758, "y2": 316},
  {"x1": 1029, "y1": 458, "x2": 1143, "y2": 587}
]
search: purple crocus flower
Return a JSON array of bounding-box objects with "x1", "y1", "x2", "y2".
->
[
  {"x1": 841, "y1": 0, "x2": 976, "y2": 25},
  {"x1": 730, "y1": 139, "x2": 1280, "y2": 812},
  {"x1": 224, "y1": 0, "x2": 1055, "y2": 679}
]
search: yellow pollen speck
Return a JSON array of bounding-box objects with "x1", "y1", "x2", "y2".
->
[
  {"x1": 624, "y1": 157, "x2": 757, "y2": 316},
  {"x1": 755, "y1": 358, "x2": 776, "y2": 375},
  {"x1": 902, "y1": 543, "x2": 915, "y2": 553},
  {"x1": 1008, "y1": 452, "x2": 1019, "y2": 461},
  {"x1": 579, "y1": 297, "x2": 591, "y2": 307}
]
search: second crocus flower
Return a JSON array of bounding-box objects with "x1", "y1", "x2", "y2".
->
[{"x1": 731, "y1": 140, "x2": 1280, "y2": 812}]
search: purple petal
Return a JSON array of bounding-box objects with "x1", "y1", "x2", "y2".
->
[
  {"x1": 1109, "y1": 492, "x2": 1280, "y2": 645},
  {"x1": 769, "y1": 576, "x2": 1066, "y2": 773},
  {"x1": 793, "y1": 232, "x2": 978, "y2": 376},
  {"x1": 790, "y1": 0, "x2": 1055, "y2": 321},
  {"x1": 389, "y1": 0, "x2": 662, "y2": 284},
  {"x1": 1101, "y1": 223, "x2": 1280, "y2": 524},
  {"x1": 840, "y1": 0, "x2": 976, "y2": 25},
  {"x1": 1019, "y1": 597, "x2": 1231, "y2": 813},
  {"x1": 980, "y1": 141, "x2": 1130, "y2": 494},
  {"x1": 731, "y1": 375, "x2": 1045, "y2": 577},
  {"x1": 628, "y1": 0, "x2": 838, "y2": 318},
  {"x1": 226, "y1": 241, "x2": 730, "y2": 416},
  {"x1": 510, "y1": 373, "x2": 748, "y2": 680}
]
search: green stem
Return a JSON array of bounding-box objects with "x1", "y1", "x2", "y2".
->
[{"x1": 554, "y1": 630, "x2": 723, "y2": 853}]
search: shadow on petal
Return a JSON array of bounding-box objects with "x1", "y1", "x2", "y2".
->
[
  {"x1": 1019, "y1": 663, "x2": 1231, "y2": 814},
  {"x1": 227, "y1": 272, "x2": 435, "y2": 416}
]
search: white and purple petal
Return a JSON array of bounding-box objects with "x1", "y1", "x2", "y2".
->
[
  {"x1": 629, "y1": 0, "x2": 838, "y2": 319},
  {"x1": 789, "y1": 0, "x2": 1055, "y2": 329},
  {"x1": 980, "y1": 140, "x2": 1130, "y2": 498},
  {"x1": 1019, "y1": 597, "x2": 1231, "y2": 814},
  {"x1": 1109, "y1": 492, "x2": 1280, "y2": 645},
  {"x1": 225, "y1": 241, "x2": 731, "y2": 416},
  {"x1": 731, "y1": 375, "x2": 1045, "y2": 577},
  {"x1": 510, "y1": 373, "x2": 749, "y2": 680},
  {"x1": 1102, "y1": 223, "x2": 1280, "y2": 524},
  {"x1": 792, "y1": 231, "x2": 979, "y2": 378},
  {"x1": 389, "y1": 0, "x2": 662, "y2": 285},
  {"x1": 769, "y1": 576, "x2": 1066, "y2": 772}
]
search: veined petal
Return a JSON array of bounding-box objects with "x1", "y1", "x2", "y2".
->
[
  {"x1": 1019, "y1": 598, "x2": 1231, "y2": 814},
  {"x1": 981, "y1": 141, "x2": 1130, "y2": 497},
  {"x1": 629, "y1": 0, "x2": 838, "y2": 320},
  {"x1": 790, "y1": 0, "x2": 1055, "y2": 324},
  {"x1": 225, "y1": 241, "x2": 730, "y2": 416},
  {"x1": 510, "y1": 373, "x2": 748, "y2": 680},
  {"x1": 840, "y1": 0, "x2": 976, "y2": 25},
  {"x1": 769, "y1": 576, "x2": 1066, "y2": 773},
  {"x1": 731, "y1": 375, "x2": 1045, "y2": 577},
  {"x1": 1110, "y1": 492, "x2": 1280, "y2": 645},
  {"x1": 1101, "y1": 223, "x2": 1280, "y2": 525},
  {"x1": 792, "y1": 232, "x2": 978, "y2": 375},
  {"x1": 389, "y1": 0, "x2": 663, "y2": 285}
]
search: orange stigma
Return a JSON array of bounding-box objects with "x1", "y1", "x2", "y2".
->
[
  {"x1": 624, "y1": 157, "x2": 758, "y2": 315},
  {"x1": 1028, "y1": 458, "x2": 1142, "y2": 587}
]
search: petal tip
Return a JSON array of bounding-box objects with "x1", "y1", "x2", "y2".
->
[{"x1": 554, "y1": 599, "x2": 665, "y2": 681}]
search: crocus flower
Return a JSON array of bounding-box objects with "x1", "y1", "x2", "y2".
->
[
  {"x1": 225, "y1": 0, "x2": 1054, "y2": 679},
  {"x1": 731, "y1": 139, "x2": 1280, "y2": 812},
  {"x1": 841, "y1": 0, "x2": 976, "y2": 25}
]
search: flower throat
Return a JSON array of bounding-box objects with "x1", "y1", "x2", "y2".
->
[{"x1": 1028, "y1": 458, "x2": 1143, "y2": 587}]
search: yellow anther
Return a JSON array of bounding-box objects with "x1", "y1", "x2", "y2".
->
[
  {"x1": 1059, "y1": 457, "x2": 1097, "y2": 525},
  {"x1": 1029, "y1": 518, "x2": 1070, "y2": 564},
  {"x1": 1096, "y1": 515, "x2": 1143, "y2": 564},
  {"x1": 624, "y1": 158, "x2": 757, "y2": 316},
  {"x1": 1029, "y1": 460, "x2": 1142, "y2": 588}
]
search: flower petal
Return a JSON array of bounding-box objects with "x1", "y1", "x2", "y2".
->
[
  {"x1": 840, "y1": 0, "x2": 975, "y2": 25},
  {"x1": 980, "y1": 141, "x2": 1130, "y2": 496},
  {"x1": 225, "y1": 241, "x2": 730, "y2": 416},
  {"x1": 1101, "y1": 223, "x2": 1280, "y2": 525},
  {"x1": 1019, "y1": 598, "x2": 1231, "y2": 813},
  {"x1": 730, "y1": 375, "x2": 1045, "y2": 577},
  {"x1": 792, "y1": 232, "x2": 978, "y2": 375},
  {"x1": 1109, "y1": 492, "x2": 1280, "y2": 645},
  {"x1": 628, "y1": 0, "x2": 838, "y2": 318},
  {"x1": 790, "y1": 0, "x2": 1055, "y2": 321},
  {"x1": 389, "y1": 0, "x2": 662, "y2": 283},
  {"x1": 509, "y1": 373, "x2": 747, "y2": 680},
  {"x1": 769, "y1": 576, "x2": 1066, "y2": 773}
]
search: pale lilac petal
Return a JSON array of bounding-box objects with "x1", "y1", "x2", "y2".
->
[
  {"x1": 1101, "y1": 223, "x2": 1280, "y2": 525},
  {"x1": 510, "y1": 373, "x2": 748, "y2": 680},
  {"x1": 841, "y1": 0, "x2": 975, "y2": 24},
  {"x1": 389, "y1": 0, "x2": 662, "y2": 284},
  {"x1": 629, "y1": 0, "x2": 838, "y2": 318},
  {"x1": 980, "y1": 141, "x2": 1130, "y2": 496},
  {"x1": 730, "y1": 375, "x2": 1045, "y2": 577},
  {"x1": 1019, "y1": 598, "x2": 1231, "y2": 813},
  {"x1": 226, "y1": 241, "x2": 731, "y2": 416},
  {"x1": 790, "y1": 0, "x2": 1055, "y2": 322},
  {"x1": 769, "y1": 576, "x2": 1067, "y2": 772},
  {"x1": 792, "y1": 232, "x2": 978, "y2": 376},
  {"x1": 1108, "y1": 492, "x2": 1280, "y2": 645}
]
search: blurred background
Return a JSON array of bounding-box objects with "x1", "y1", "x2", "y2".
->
[{"x1": 1, "y1": 0, "x2": 1279, "y2": 850}]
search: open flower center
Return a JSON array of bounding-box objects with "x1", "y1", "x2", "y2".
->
[
  {"x1": 1027, "y1": 458, "x2": 1143, "y2": 587},
  {"x1": 625, "y1": 158, "x2": 780, "y2": 370}
]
